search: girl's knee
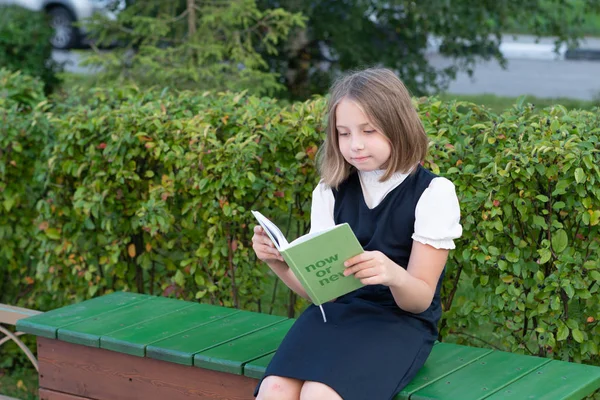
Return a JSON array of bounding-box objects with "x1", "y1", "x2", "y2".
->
[
  {"x1": 300, "y1": 381, "x2": 343, "y2": 400},
  {"x1": 256, "y1": 375, "x2": 303, "y2": 400}
]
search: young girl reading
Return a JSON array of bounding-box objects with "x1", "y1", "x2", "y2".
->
[{"x1": 251, "y1": 67, "x2": 462, "y2": 400}]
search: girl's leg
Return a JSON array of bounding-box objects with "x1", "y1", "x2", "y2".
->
[
  {"x1": 300, "y1": 381, "x2": 344, "y2": 400},
  {"x1": 256, "y1": 375, "x2": 303, "y2": 400}
]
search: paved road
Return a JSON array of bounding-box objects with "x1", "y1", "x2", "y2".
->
[
  {"x1": 428, "y1": 54, "x2": 600, "y2": 100},
  {"x1": 53, "y1": 49, "x2": 600, "y2": 100}
]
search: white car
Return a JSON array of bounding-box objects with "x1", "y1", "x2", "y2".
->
[{"x1": 0, "y1": 0, "x2": 124, "y2": 49}]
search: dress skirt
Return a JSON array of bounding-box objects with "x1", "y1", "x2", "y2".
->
[{"x1": 254, "y1": 285, "x2": 437, "y2": 400}]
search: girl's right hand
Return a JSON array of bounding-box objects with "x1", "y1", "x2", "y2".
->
[{"x1": 252, "y1": 225, "x2": 285, "y2": 263}]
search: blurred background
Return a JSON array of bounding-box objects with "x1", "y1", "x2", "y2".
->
[{"x1": 0, "y1": 0, "x2": 599, "y2": 109}]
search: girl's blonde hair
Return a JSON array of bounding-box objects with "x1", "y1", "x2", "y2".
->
[{"x1": 318, "y1": 68, "x2": 429, "y2": 188}]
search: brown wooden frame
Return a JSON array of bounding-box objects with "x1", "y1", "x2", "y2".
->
[
  {"x1": 37, "y1": 337, "x2": 260, "y2": 400},
  {"x1": 0, "y1": 304, "x2": 42, "y2": 372}
]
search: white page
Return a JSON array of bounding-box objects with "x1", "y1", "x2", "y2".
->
[
  {"x1": 251, "y1": 211, "x2": 289, "y2": 250},
  {"x1": 288, "y1": 224, "x2": 340, "y2": 247}
]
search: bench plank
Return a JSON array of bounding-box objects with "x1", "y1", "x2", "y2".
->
[
  {"x1": 243, "y1": 352, "x2": 275, "y2": 379},
  {"x1": 484, "y1": 359, "x2": 600, "y2": 400},
  {"x1": 100, "y1": 303, "x2": 240, "y2": 356},
  {"x1": 57, "y1": 296, "x2": 191, "y2": 347},
  {"x1": 16, "y1": 292, "x2": 149, "y2": 338},
  {"x1": 146, "y1": 311, "x2": 285, "y2": 366},
  {"x1": 395, "y1": 342, "x2": 493, "y2": 400},
  {"x1": 0, "y1": 304, "x2": 42, "y2": 325},
  {"x1": 410, "y1": 350, "x2": 551, "y2": 400},
  {"x1": 39, "y1": 388, "x2": 95, "y2": 400},
  {"x1": 194, "y1": 318, "x2": 295, "y2": 375}
]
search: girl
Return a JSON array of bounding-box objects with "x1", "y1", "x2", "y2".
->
[{"x1": 252, "y1": 68, "x2": 462, "y2": 400}]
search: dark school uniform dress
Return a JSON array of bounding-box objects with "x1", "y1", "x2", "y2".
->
[{"x1": 255, "y1": 166, "x2": 445, "y2": 400}]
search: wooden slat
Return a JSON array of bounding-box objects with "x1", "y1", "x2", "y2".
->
[
  {"x1": 243, "y1": 352, "x2": 275, "y2": 379},
  {"x1": 394, "y1": 342, "x2": 493, "y2": 400},
  {"x1": 0, "y1": 304, "x2": 42, "y2": 325},
  {"x1": 100, "y1": 303, "x2": 240, "y2": 357},
  {"x1": 410, "y1": 351, "x2": 551, "y2": 400},
  {"x1": 39, "y1": 388, "x2": 95, "y2": 400},
  {"x1": 146, "y1": 311, "x2": 285, "y2": 366},
  {"x1": 38, "y1": 337, "x2": 259, "y2": 400},
  {"x1": 57, "y1": 296, "x2": 190, "y2": 347},
  {"x1": 194, "y1": 319, "x2": 294, "y2": 375},
  {"x1": 484, "y1": 359, "x2": 600, "y2": 400},
  {"x1": 16, "y1": 292, "x2": 149, "y2": 338}
]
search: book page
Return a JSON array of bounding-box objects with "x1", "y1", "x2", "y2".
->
[
  {"x1": 288, "y1": 224, "x2": 340, "y2": 248},
  {"x1": 251, "y1": 211, "x2": 289, "y2": 250}
]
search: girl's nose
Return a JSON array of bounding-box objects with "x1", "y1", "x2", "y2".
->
[{"x1": 350, "y1": 136, "x2": 365, "y2": 151}]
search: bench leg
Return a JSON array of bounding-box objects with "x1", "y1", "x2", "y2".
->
[{"x1": 0, "y1": 324, "x2": 38, "y2": 372}]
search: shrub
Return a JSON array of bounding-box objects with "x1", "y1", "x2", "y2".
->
[
  {"x1": 35, "y1": 87, "x2": 324, "y2": 311},
  {"x1": 421, "y1": 98, "x2": 600, "y2": 364},
  {"x1": 0, "y1": 69, "x2": 53, "y2": 308},
  {"x1": 0, "y1": 5, "x2": 62, "y2": 94}
]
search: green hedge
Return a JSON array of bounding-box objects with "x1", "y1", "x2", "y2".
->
[
  {"x1": 0, "y1": 6, "x2": 62, "y2": 94},
  {"x1": 0, "y1": 69, "x2": 53, "y2": 309},
  {"x1": 2, "y1": 73, "x2": 600, "y2": 365},
  {"x1": 35, "y1": 86, "x2": 323, "y2": 312}
]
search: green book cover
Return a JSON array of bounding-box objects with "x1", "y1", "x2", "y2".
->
[{"x1": 252, "y1": 210, "x2": 364, "y2": 305}]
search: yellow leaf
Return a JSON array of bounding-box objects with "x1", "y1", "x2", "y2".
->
[
  {"x1": 17, "y1": 379, "x2": 26, "y2": 390},
  {"x1": 145, "y1": 243, "x2": 152, "y2": 252},
  {"x1": 128, "y1": 244, "x2": 136, "y2": 258}
]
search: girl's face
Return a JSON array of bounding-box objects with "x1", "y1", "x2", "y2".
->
[{"x1": 335, "y1": 98, "x2": 391, "y2": 171}]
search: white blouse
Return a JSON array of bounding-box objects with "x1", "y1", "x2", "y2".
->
[{"x1": 309, "y1": 169, "x2": 463, "y2": 249}]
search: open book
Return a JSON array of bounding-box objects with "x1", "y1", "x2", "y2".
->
[{"x1": 252, "y1": 210, "x2": 364, "y2": 306}]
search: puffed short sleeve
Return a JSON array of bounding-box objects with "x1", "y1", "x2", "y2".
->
[
  {"x1": 309, "y1": 181, "x2": 336, "y2": 234},
  {"x1": 412, "y1": 177, "x2": 462, "y2": 249}
]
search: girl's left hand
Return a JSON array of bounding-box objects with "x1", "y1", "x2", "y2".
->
[{"x1": 343, "y1": 251, "x2": 403, "y2": 287}]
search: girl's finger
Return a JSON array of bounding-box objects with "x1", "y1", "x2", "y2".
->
[
  {"x1": 354, "y1": 267, "x2": 377, "y2": 279},
  {"x1": 343, "y1": 260, "x2": 372, "y2": 276}
]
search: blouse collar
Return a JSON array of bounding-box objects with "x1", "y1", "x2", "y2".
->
[{"x1": 358, "y1": 169, "x2": 409, "y2": 186}]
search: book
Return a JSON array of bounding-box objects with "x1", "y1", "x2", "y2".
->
[{"x1": 251, "y1": 210, "x2": 364, "y2": 306}]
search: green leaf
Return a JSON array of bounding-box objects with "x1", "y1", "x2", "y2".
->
[
  {"x1": 574, "y1": 168, "x2": 585, "y2": 184},
  {"x1": 174, "y1": 270, "x2": 185, "y2": 287},
  {"x1": 564, "y1": 284, "x2": 575, "y2": 299},
  {"x1": 552, "y1": 229, "x2": 568, "y2": 253},
  {"x1": 45, "y1": 228, "x2": 61, "y2": 240},
  {"x1": 506, "y1": 252, "x2": 519, "y2": 263},
  {"x1": 536, "y1": 270, "x2": 545, "y2": 282},
  {"x1": 572, "y1": 329, "x2": 584, "y2": 343},
  {"x1": 557, "y1": 324, "x2": 569, "y2": 341},
  {"x1": 538, "y1": 248, "x2": 552, "y2": 264}
]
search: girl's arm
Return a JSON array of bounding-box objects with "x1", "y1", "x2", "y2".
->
[
  {"x1": 264, "y1": 258, "x2": 310, "y2": 300},
  {"x1": 388, "y1": 241, "x2": 448, "y2": 313},
  {"x1": 343, "y1": 241, "x2": 449, "y2": 314}
]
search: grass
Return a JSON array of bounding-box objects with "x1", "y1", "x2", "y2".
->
[
  {"x1": 0, "y1": 365, "x2": 38, "y2": 400},
  {"x1": 438, "y1": 92, "x2": 600, "y2": 114}
]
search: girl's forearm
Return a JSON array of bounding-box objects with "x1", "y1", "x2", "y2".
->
[
  {"x1": 388, "y1": 268, "x2": 435, "y2": 314},
  {"x1": 266, "y1": 259, "x2": 310, "y2": 300}
]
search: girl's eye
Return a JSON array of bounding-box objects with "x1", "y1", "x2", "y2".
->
[
  {"x1": 364, "y1": 130, "x2": 376, "y2": 134},
  {"x1": 338, "y1": 132, "x2": 349, "y2": 136}
]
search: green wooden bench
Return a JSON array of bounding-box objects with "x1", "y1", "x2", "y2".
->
[{"x1": 16, "y1": 292, "x2": 600, "y2": 400}]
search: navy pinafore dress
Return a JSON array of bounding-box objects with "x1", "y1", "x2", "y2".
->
[{"x1": 255, "y1": 166, "x2": 443, "y2": 400}]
